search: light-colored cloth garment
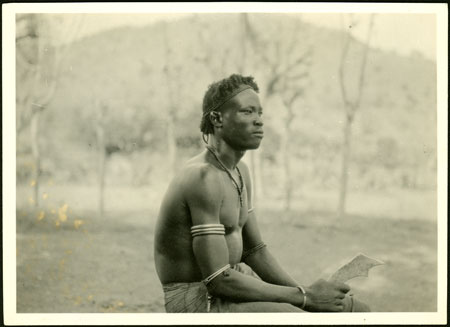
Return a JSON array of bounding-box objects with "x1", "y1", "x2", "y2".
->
[{"x1": 162, "y1": 263, "x2": 367, "y2": 313}]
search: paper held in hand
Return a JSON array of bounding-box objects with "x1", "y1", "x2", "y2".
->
[{"x1": 329, "y1": 253, "x2": 384, "y2": 284}]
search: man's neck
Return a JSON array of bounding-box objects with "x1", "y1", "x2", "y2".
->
[{"x1": 207, "y1": 134, "x2": 245, "y2": 170}]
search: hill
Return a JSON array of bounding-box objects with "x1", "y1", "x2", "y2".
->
[{"x1": 16, "y1": 13, "x2": 437, "y2": 190}]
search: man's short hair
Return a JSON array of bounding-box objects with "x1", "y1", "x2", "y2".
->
[{"x1": 200, "y1": 74, "x2": 259, "y2": 135}]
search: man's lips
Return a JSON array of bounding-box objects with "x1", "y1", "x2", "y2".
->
[{"x1": 252, "y1": 131, "x2": 264, "y2": 137}]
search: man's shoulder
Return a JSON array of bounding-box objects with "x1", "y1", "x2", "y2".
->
[
  {"x1": 182, "y1": 161, "x2": 222, "y2": 186},
  {"x1": 175, "y1": 162, "x2": 223, "y2": 208},
  {"x1": 168, "y1": 151, "x2": 219, "y2": 189}
]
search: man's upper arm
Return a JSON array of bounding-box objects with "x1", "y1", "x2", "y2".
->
[{"x1": 185, "y1": 165, "x2": 230, "y2": 278}]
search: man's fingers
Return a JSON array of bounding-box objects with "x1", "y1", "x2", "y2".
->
[
  {"x1": 335, "y1": 282, "x2": 351, "y2": 293},
  {"x1": 335, "y1": 292, "x2": 346, "y2": 299},
  {"x1": 334, "y1": 299, "x2": 344, "y2": 306}
]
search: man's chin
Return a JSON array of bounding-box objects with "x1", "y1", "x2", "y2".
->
[
  {"x1": 247, "y1": 141, "x2": 262, "y2": 150},
  {"x1": 230, "y1": 139, "x2": 262, "y2": 151}
]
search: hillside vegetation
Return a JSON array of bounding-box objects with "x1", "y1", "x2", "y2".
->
[{"x1": 16, "y1": 14, "x2": 436, "y2": 193}]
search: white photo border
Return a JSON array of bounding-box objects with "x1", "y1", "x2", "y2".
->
[{"x1": 3, "y1": 2, "x2": 447, "y2": 325}]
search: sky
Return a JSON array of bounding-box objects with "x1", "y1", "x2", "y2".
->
[
  {"x1": 70, "y1": 12, "x2": 437, "y2": 60},
  {"x1": 302, "y1": 13, "x2": 436, "y2": 60}
]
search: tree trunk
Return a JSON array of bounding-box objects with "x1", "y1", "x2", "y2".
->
[
  {"x1": 250, "y1": 149, "x2": 264, "y2": 206},
  {"x1": 249, "y1": 151, "x2": 257, "y2": 205},
  {"x1": 284, "y1": 142, "x2": 292, "y2": 213},
  {"x1": 282, "y1": 101, "x2": 296, "y2": 214},
  {"x1": 337, "y1": 14, "x2": 374, "y2": 218},
  {"x1": 30, "y1": 110, "x2": 41, "y2": 207},
  {"x1": 99, "y1": 149, "x2": 106, "y2": 219},
  {"x1": 256, "y1": 150, "x2": 264, "y2": 198},
  {"x1": 162, "y1": 23, "x2": 178, "y2": 180},
  {"x1": 96, "y1": 118, "x2": 106, "y2": 218},
  {"x1": 280, "y1": 126, "x2": 292, "y2": 213},
  {"x1": 338, "y1": 114, "x2": 354, "y2": 217},
  {"x1": 167, "y1": 117, "x2": 177, "y2": 179}
]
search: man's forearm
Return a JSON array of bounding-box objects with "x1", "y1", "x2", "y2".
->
[
  {"x1": 208, "y1": 268, "x2": 304, "y2": 308},
  {"x1": 209, "y1": 257, "x2": 353, "y2": 312},
  {"x1": 244, "y1": 247, "x2": 299, "y2": 287}
]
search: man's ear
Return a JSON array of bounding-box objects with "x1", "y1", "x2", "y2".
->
[{"x1": 210, "y1": 111, "x2": 223, "y2": 127}]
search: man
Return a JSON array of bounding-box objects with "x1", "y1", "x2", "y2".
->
[{"x1": 154, "y1": 74, "x2": 369, "y2": 312}]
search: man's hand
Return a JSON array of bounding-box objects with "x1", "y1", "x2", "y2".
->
[{"x1": 304, "y1": 279, "x2": 350, "y2": 312}]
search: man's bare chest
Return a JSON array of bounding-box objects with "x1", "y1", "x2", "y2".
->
[{"x1": 218, "y1": 172, "x2": 249, "y2": 230}]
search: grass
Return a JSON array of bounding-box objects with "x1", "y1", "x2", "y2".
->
[{"x1": 15, "y1": 185, "x2": 438, "y2": 312}]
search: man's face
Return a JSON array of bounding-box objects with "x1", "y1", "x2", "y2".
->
[{"x1": 219, "y1": 88, "x2": 264, "y2": 151}]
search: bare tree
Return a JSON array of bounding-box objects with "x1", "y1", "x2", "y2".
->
[
  {"x1": 245, "y1": 15, "x2": 312, "y2": 213},
  {"x1": 93, "y1": 100, "x2": 107, "y2": 218},
  {"x1": 16, "y1": 14, "x2": 83, "y2": 206},
  {"x1": 192, "y1": 14, "x2": 232, "y2": 79},
  {"x1": 90, "y1": 89, "x2": 156, "y2": 218},
  {"x1": 337, "y1": 14, "x2": 375, "y2": 217},
  {"x1": 162, "y1": 22, "x2": 182, "y2": 180}
]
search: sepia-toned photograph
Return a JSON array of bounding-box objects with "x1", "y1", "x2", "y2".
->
[{"x1": 3, "y1": 2, "x2": 447, "y2": 325}]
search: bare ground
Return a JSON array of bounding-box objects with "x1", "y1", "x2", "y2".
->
[{"x1": 16, "y1": 204, "x2": 437, "y2": 313}]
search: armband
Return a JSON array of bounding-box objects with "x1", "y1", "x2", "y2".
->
[
  {"x1": 248, "y1": 207, "x2": 254, "y2": 214},
  {"x1": 297, "y1": 285, "x2": 307, "y2": 310},
  {"x1": 241, "y1": 242, "x2": 266, "y2": 261},
  {"x1": 202, "y1": 264, "x2": 231, "y2": 285},
  {"x1": 191, "y1": 224, "x2": 225, "y2": 238}
]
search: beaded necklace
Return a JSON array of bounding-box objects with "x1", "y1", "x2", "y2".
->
[{"x1": 206, "y1": 145, "x2": 244, "y2": 207}]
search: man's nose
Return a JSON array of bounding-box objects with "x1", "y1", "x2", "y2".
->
[{"x1": 255, "y1": 115, "x2": 264, "y2": 126}]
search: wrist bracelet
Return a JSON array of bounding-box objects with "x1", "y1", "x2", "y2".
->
[{"x1": 297, "y1": 285, "x2": 307, "y2": 310}]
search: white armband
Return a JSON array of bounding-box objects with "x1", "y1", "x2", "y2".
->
[
  {"x1": 191, "y1": 224, "x2": 225, "y2": 238},
  {"x1": 202, "y1": 264, "x2": 231, "y2": 285}
]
